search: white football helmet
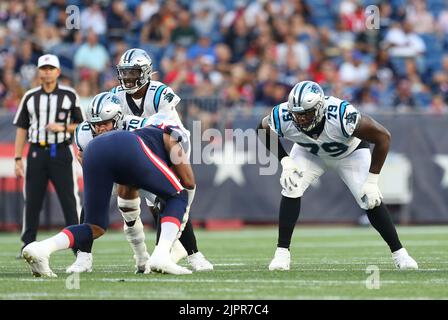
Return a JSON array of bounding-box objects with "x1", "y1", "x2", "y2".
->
[
  {"x1": 116, "y1": 48, "x2": 153, "y2": 94},
  {"x1": 88, "y1": 92, "x2": 122, "y2": 133},
  {"x1": 287, "y1": 81, "x2": 325, "y2": 132}
]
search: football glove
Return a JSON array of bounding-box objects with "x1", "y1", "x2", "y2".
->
[
  {"x1": 361, "y1": 173, "x2": 383, "y2": 209},
  {"x1": 280, "y1": 156, "x2": 302, "y2": 194}
]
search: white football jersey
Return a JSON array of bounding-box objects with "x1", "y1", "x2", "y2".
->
[
  {"x1": 74, "y1": 115, "x2": 147, "y2": 152},
  {"x1": 268, "y1": 96, "x2": 362, "y2": 160},
  {"x1": 111, "y1": 80, "x2": 181, "y2": 118}
]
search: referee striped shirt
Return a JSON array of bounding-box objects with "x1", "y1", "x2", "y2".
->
[{"x1": 13, "y1": 84, "x2": 84, "y2": 144}]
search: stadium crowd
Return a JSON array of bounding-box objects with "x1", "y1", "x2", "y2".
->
[{"x1": 1, "y1": 0, "x2": 448, "y2": 128}]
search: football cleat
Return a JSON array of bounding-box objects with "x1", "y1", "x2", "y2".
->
[
  {"x1": 143, "y1": 259, "x2": 152, "y2": 274},
  {"x1": 150, "y1": 246, "x2": 192, "y2": 275},
  {"x1": 170, "y1": 240, "x2": 188, "y2": 263},
  {"x1": 66, "y1": 251, "x2": 93, "y2": 273},
  {"x1": 134, "y1": 252, "x2": 151, "y2": 274},
  {"x1": 187, "y1": 252, "x2": 214, "y2": 272},
  {"x1": 392, "y1": 248, "x2": 418, "y2": 270},
  {"x1": 22, "y1": 242, "x2": 57, "y2": 278},
  {"x1": 268, "y1": 247, "x2": 291, "y2": 271}
]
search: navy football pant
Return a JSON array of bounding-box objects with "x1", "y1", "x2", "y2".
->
[{"x1": 82, "y1": 131, "x2": 187, "y2": 230}]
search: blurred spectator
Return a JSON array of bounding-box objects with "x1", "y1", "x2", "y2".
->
[
  {"x1": 141, "y1": 12, "x2": 171, "y2": 47},
  {"x1": 162, "y1": 45, "x2": 197, "y2": 93},
  {"x1": 405, "y1": 0, "x2": 434, "y2": 34},
  {"x1": 187, "y1": 34, "x2": 215, "y2": 62},
  {"x1": 224, "y1": 18, "x2": 253, "y2": 63},
  {"x1": 223, "y1": 64, "x2": 254, "y2": 108},
  {"x1": 136, "y1": 0, "x2": 160, "y2": 24},
  {"x1": 76, "y1": 79, "x2": 95, "y2": 118},
  {"x1": 194, "y1": 55, "x2": 223, "y2": 87},
  {"x1": 4, "y1": 2, "x2": 26, "y2": 36},
  {"x1": 339, "y1": 0, "x2": 365, "y2": 33},
  {"x1": 107, "y1": 0, "x2": 133, "y2": 42},
  {"x1": 430, "y1": 94, "x2": 447, "y2": 114},
  {"x1": 437, "y1": 8, "x2": 448, "y2": 35},
  {"x1": 393, "y1": 78, "x2": 416, "y2": 110},
  {"x1": 214, "y1": 43, "x2": 233, "y2": 75},
  {"x1": 73, "y1": 30, "x2": 109, "y2": 91},
  {"x1": 383, "y1": 22, "x2": 426, "y2": 59},
  {"x1": 80, "y1": 3, "x2": 107, "y2": 36},
  {"x1": 192, "y1": 7, "x2": 220, "y2": 39},
  {"x1": 171, "y1": 10, "x2": 198, "y2": 48},
  {"x1": 339, "y1": 50, "x2": 370, "y2": 87},
  {"x1": 275, "y1": 33, "x2": 310, "y2": 71},
  {"x1": 15, "y1": 40, "x2": 37, "y2": 88}
]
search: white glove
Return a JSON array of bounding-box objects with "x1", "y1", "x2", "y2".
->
[
  {"x1": 361, "y1": 173, "x2": 383, "y2": 209},
  {"x1": 280, "y1": 156, "x2": 302, "y2": 194}
]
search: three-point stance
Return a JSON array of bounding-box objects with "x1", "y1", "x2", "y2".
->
[
  {"x1": 23, "y1": 125, "x2": 195, "y2": 276},
  {"x1": 258, "y1": 81, "x2": 418, "y2": 271}
]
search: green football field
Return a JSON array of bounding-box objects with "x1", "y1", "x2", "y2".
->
[{"x1": 0, "y1": 226, "x2": 447, "y2": 300}]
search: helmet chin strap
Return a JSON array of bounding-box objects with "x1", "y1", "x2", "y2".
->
[{"x1": 122, "y1": 78, "x2": 149, "y2": 95}]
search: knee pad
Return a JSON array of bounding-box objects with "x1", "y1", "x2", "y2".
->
[{"x1": 118, "y1": 197, "x2": 141, "y2": 222}]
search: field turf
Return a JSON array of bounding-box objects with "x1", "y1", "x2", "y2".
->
[{"x1": 0, "y1": 226, "x2": 447, "y2": 300}]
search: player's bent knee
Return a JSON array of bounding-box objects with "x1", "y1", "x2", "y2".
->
[
  {"x1": 89, "y1": 224, "x2": 106, "y2": 239},
  {"x1": 118, "y1": 197, "x2": 141, "y2": 222}
]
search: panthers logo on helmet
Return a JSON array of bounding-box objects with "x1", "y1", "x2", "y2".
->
[{"x1": 310, "y1": 84, "x2": 321, "y2": 94}]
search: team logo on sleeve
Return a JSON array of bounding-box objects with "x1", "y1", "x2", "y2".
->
[
  {"x1": 344, "y1": 111, "x2": 359, "y2": 135},
  {"x1": 164, "y1": 92, "x2": 175, "y2": 102},
  {"x1": 345, "y1": 112, "x2": 358, "y2": 125}
]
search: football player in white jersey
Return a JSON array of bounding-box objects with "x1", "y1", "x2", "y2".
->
[
  {"x1": 111, "y1": 48, "x2": 213, "y2": 271},
  {"x1": 258, "y1": 81, "x2": 418, "y2": 271},
  {"x1": 67, "y1": 92, "x2": 191, "y2": 274}
]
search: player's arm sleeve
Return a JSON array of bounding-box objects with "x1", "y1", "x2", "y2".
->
[
  {"x1": 69, "y1": 91, "x2": 85, "y2": 123},
  {"x1": 339, "y1": 102, "x2": 361, "y2": 138},
  {"x1": 257, "y1": 111, "x2": 288, "y2": 161},
  {"x1": 155, "y1": 85, "x2": 181, "y2": 113},
  {"x1": 13, "y1": 93, "x2": 31, "y2": 129},
  {"x1": 268, "y1": 105, "x2": 285, "y2": 137}
]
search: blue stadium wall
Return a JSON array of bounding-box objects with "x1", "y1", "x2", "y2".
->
[{"x1": 1, "y1": 113, "x2": 448, "y2": 228}]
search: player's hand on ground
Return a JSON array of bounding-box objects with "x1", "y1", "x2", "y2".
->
[
  {"x1": 280, "y1": 156, "x2": 302, "y2": 192},
  {"x1": 361, "y1": 173, "x2": 383, "y2": 209}
]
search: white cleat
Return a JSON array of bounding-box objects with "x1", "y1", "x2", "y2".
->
[
  {"x1": 134, "y1": 252, "x2": 151, "y2": 274},
  {"x1": 150, "y1": 247, "x2": 192, "y2": 275},
  {"x1": 170, "y1": 240, "x2": 188, "y2": 263},
  {"x1": 392, "y1": 248, "x2": 418, "y2": 270},
  {"x1": 22, "y1": 242, "x2": 57, "y2": 278},
  {"x1": 66, "y1": 251, "x2": 93, "y2": 273},
  {"x1": 188, "y1": 252, "x2": 214, "y2": 272},
  {"x1": 268, "y1": 247, "x2": 291, "y2": 271}
]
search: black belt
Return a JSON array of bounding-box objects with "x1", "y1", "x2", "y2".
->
[{"x1": 31, "y1": 141, "x2": 71, "y2": 149}]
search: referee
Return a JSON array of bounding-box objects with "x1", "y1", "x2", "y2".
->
[{"x1": 13, "y1": 54, "x2": 84, "y2": 255}]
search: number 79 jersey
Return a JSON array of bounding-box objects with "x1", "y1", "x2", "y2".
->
[{"x1": 268, "y1": 96, "x2": 362, "y2": 160}]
